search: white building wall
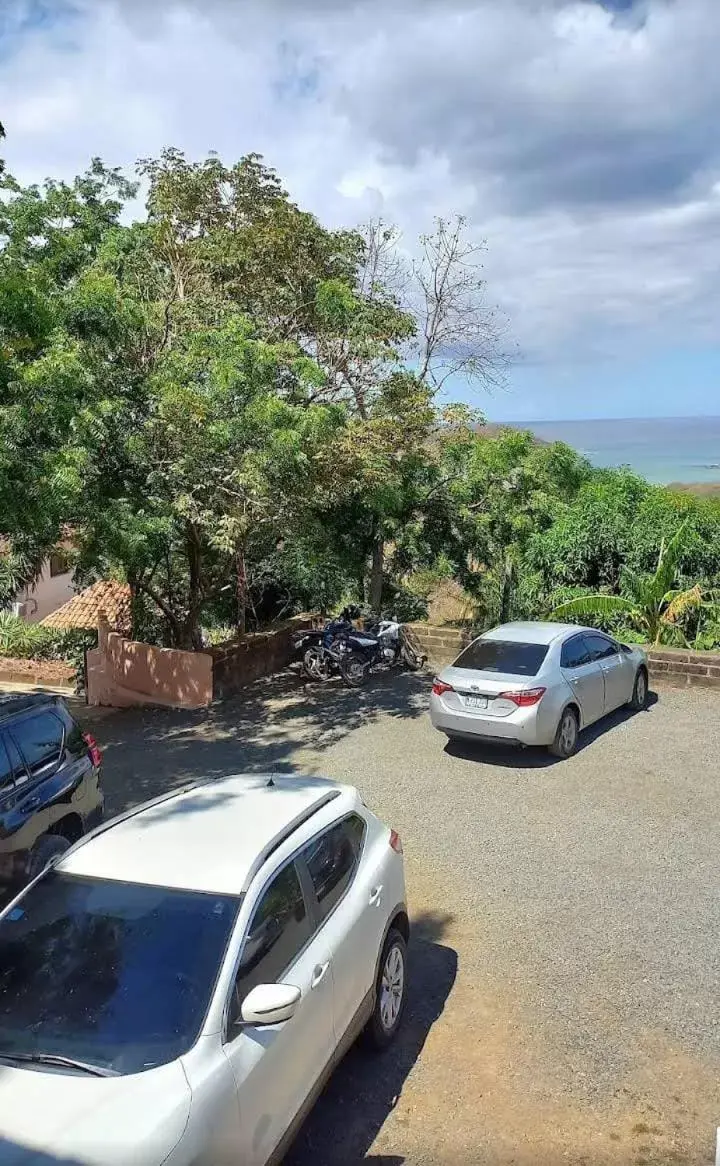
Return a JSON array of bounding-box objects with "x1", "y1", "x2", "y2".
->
[{"x1": 17, "y1": 560, "x2": 76, "y2": 623}]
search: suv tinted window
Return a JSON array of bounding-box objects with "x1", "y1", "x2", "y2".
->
[
  {"x1": 0, "y1": 733, "x2": 26, "y2": 791},
  {"x1": 231, "y1": 862, "x2": 311, "y2": 1020},
  {"x1": 54, "y1": 703, "x2": 85, "y2": 756},
  {"x1": 583, "y1": 634, "x2": 618, "y2": 661},
  {"x1": 453, "y1": 639, "x2": 549, "y2": 677},
  {"x1": 560, "y1": 636, "x2": 591, "y2": 669},
  {"x1": 11, "y1": 712, "x2": 64, "y2": 777},
  {"x1": 0, "y1": 737, "x2": 14, "y2": 793},
  {"x1": 303, "y1": 818, "x2": 365, "y2": 925}
]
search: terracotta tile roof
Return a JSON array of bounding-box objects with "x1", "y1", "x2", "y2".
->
[{"x1": 41, "y1": 580, "x2": 132, "y2": 634}]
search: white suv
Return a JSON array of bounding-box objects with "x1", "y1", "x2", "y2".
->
[{"x1": 0, "y1": 774, "x2": 408, "y2": 1166}]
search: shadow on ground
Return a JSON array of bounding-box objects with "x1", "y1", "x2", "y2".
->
[
  {"x1": 443, "y1": 691, "x2": 659, "y2": 769},
  {"x1": 74, "y1": 670, "x2": 431, "y2": 816},
  {"x1": 285, "y1": 910, "x2": 458, "y2": 1166}
]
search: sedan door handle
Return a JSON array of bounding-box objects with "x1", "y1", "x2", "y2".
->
[
  {"x1": 369, "y1": 885, "x2": 383, "y2": 907},
  {"x1": 311, "y1": 962, "x2": 330, "y2": 990}
]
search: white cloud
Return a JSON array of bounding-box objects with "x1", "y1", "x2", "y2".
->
[{"x1": 1, "y1": 0, "x2": 719, "y2": 372}]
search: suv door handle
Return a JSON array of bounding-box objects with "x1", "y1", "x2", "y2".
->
[
  {"x1": 369, "y1": 885, "x2": 383, "y2": 906},
  {"x1": 311, "y1": 962, "x2": 330, "y2": 990}
]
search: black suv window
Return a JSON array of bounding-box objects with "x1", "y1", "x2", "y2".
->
[
  {"x1": 303, "y1": 816, "x2": 365, "y2": 926},
  {"x1": 560, "y1": 636, "x2": 591, "y2": 670},
  {"x1": 11, "y1": 712, "x2": 64, "y2": 778},
  {"x1": 54, "y1": 703, "x2": 85, "y2": 756},
  {"x1": 583, "y1": 634, "x2": 618, "y2": 662},
  {"x1": 0, "y1": 737, "x2": 15, "y2": 794},
  {"x1": 0, "y1": 733, "x2": 26, "y2": 792},
  {"x1": 231, "y1": 862, "x2": 311, "y2": 1023}
]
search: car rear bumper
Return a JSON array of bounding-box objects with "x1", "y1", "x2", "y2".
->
[{"x1": 429, "y1": 694, "x2": 551, "y2": 746}]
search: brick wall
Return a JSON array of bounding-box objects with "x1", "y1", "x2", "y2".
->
[
  {"x1": 405, "y1": 623, "x2": 470, "y2": 670},
  {"x1": 211, "y1": 614, "x2": 316, "y2": 697},
  {"x1": 646, "y1": 647, "x2": 720, "y2": 690},
  {"x1": 407, "y1": 623, "x2": 720, "y2": 691}
]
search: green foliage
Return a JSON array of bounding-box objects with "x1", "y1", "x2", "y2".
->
[
  {"x1": 0, "y1": 614, "x2": 96, "y2": 675},
  {"x1": 551, "y1": 523, "x2": 701, "y2": 645},
  {"x1": 2, "y1": 143, "x2": 720, "y2": 653},
  {"x1": 0, "y1": 612, "x2": 50, "y2": 657}
]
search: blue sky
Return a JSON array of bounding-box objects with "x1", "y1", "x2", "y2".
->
[{"x1": 1, "y1": 0, "x2": 718, "y2": 423}]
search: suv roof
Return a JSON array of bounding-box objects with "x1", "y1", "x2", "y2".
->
[
  {"x1": 0, "y1": 692, "x2": 62, "y2": 723},
  {"x1": 60, "y1": 774, "x2": 344, "y2": 896}
]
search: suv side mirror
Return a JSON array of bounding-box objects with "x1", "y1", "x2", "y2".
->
[{"x1": 240, "y1": 983, "x2": 301, "y2": 1027}]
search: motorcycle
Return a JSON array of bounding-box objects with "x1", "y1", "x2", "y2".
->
[
  {"x1": 291, "y1": 610, "x2": 356, "y2": 682},
  {"x1": 338, "y1": 617, "x2": 426, "y2": 687}
]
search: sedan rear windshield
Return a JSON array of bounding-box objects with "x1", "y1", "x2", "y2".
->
[
  {"x1": 0, "y1": 873, "x2": 240, "y2": 1075},
  {"x1": 453, "y1": 639, "x2": 549, "y2": 676}
]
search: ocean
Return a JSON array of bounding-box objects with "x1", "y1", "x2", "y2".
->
[{"x1": 515, "y1": 416, "x2": 720, "y2": 485}]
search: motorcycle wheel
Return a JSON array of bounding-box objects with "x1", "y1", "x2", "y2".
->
[
  {"x1": 303, "y1": 646, "x2": 331, "y2": 682},
  {"x1": 400, "y1": 639, "x2": 425, "y2": 671},
  {"x1": 341, "y1": 652, "x2": 369, "y2": 688}
]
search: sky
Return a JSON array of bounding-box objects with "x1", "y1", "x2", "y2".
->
[{"x1": 1, "y1": 0, "x2": 719, "y2": 422}]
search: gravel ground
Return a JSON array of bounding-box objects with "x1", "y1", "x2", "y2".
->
[{"x1": 84, "y1": 673, "x2": 720, "y2": 1165}]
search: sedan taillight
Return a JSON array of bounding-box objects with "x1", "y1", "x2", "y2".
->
[
  {"x1": 389, "y1": 829, "x2": 403, "y2": 854},
  {"x1": 83, "y1": 732, "x2": 102, "y2": 768},
  {"x1": 432, "y1": 679, "x2": 454, "y2": 696},
  {"x1": 498, "y1": 687, "x2": 546, "y2": 707}
]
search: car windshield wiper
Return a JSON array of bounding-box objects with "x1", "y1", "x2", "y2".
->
[{"x1": 0, "y1": 1051, "x2": 117, "y2": 1077}]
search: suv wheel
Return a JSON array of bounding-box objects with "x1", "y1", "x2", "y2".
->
[
  {"x1": 364, "y1": 928, "x2": 408, "y2": 1050},
  {"x1": 27, "y1": 834, "x2": 70, "y2": 880}
]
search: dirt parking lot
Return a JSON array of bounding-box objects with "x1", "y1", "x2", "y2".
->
[{"x1": 81, "y1": 673, "x2": 720, "y2": 1166}]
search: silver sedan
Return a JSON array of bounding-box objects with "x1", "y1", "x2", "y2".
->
[{"x1": 429, "y1": 621, "x2": 648, "y2": 758}]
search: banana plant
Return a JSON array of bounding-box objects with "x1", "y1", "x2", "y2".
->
[{"x1": 551, "y1": 522, "x2": 701, "y2": 645}]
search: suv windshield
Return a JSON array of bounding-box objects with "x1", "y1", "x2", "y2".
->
[
  {"x1": 453, "y1": 639, "x2": 549, "y2": 676},
  {"x1": 0, "y1": 873, "x2": 240, "y2": 1075}
]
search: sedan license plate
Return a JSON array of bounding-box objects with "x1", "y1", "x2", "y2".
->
[{"x1": 463, "y1": 694, "x2": 487, "y2": 710}]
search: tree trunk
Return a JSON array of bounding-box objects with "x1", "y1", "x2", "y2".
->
[
  {"x1": 369, "y1": 533, "x2": 384, "y2": 614},
  {"x1": 236, "y1": 548, "x2": 247, "y2": 637},
  {"x1": 499, "y1": 555, "x2": 514, "y2": 625},
  {"x1": 182, "y1": 524, "x2": 204, "y2": 650}
]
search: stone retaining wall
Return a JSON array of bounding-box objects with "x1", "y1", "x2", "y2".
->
[
  {"x1": 211, "y1": 614, "x2": 316, "y2": 697},
  {"x1": 647, "y1": 647, "x2": 720, "y2": 690},
  {"x1": 406, "y1": 623, "x2": 720, "y2": 690}
]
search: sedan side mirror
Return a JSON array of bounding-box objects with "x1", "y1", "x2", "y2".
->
[{"x1": 240, "y1": 983, "x2": 301, "y2": 1027}]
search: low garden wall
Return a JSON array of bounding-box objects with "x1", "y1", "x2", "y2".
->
[
  {"x1": 406, "y1": 623, "x2": 720, "y2": 690},
  {"x1": 87, "y1": 623, "x2": 213, "y2": 710},
  {"x1": 648, "y1": 646, "x2": 720, "y2": 690},
  {"x1": 211, "y1": 614, "x2": 316, "y2": 697}
]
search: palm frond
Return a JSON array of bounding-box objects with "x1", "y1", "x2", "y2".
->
[
  {"x1": 654, "y1": 519, "x2": 690, "y2": 597},
  {"x1": 551, "y1": 594, "x2": 635, "y2": 620},
  {"x1": 662, "y1": 584, "x2": 702, "y2": 626}
]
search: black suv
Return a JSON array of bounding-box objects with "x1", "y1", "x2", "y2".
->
[{"x1": 0, "y1": 694, "x2": 104, "y2": 893}]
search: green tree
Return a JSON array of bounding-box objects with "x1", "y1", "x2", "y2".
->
[
  {"x1": 551, "y1": 522, "x2": 700, "y2": 645},
  {"x1": 440, "y1": 428, "x2": 590, "y2": 625},
  {"x1": 0, "y1": 157, "x2": 137, "y2": 599}
]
